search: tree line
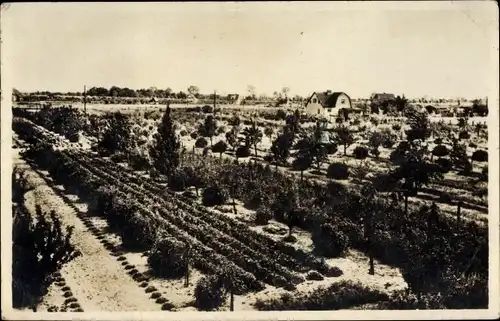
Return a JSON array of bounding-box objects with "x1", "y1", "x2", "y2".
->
[{"x1": 14, "y1": 85, "x2": 305, "y2": 103}]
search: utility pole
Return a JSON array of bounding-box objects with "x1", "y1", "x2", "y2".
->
[
  {"x1": 213, "y1": 90, "x2": 217, "y2": 118},
  {"x1": 83, "y1": 85, "x2": 87, "y2": 115}
]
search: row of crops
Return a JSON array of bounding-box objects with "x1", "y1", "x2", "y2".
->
[{"x1": 14, "y1": 118, "x2": 341, "y2": 294}]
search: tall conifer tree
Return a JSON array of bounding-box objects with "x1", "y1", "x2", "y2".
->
[{"x1": 151, "y1": 104, "x2": 180, "y2": 175}]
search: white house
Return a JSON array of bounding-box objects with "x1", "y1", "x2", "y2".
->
[{"x1": 304, "y1": 91, "x2": 352, "y2": 118}]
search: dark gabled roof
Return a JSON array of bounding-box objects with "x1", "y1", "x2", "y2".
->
[
  {"x1": 308, "y1": 91, "x2": 350, "y2": 108},
  {"x1": 372, "y1": 93, "x2": 396, "y2": 101}
]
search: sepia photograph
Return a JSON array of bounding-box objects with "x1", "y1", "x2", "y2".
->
[{"x1": 1, "y1": 1, "x2": 499, "y2": 320}]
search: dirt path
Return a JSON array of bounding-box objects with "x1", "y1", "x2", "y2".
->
[{"x1": 15, "y1": 156, "x2": 160, "y2": 311}]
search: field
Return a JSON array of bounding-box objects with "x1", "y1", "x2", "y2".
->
[{"x1": 11, "y1": 103, "x2": 489, "y2": 312}]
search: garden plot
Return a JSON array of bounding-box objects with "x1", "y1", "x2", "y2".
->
[{"x1": 17, "y1": 159, "x2": 160, "y2": 311}]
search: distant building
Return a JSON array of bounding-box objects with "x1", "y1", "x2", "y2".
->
[
  {"x1": 304, "y1": 91, "x2": 352, "y2": 118},
  {"x1": 371, "y1": 93, "x2": 396, "y2": 104},
  {"x1": 227, "y1": 94, "x2": 241, "y2": 105},
  {"x1": 186, "y1": 94, "x2": 198, "y2": 104}
]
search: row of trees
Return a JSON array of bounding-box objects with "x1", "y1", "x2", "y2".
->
[
  {"x1": 368, "y1": 96, "x2": 488, "y2": 117},
  {"x1": 16, "y1": 85, "x2": 305, "y2": 103}
]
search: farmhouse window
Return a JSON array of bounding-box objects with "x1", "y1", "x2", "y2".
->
[
  {"x1": 312, "y1": 98, "x2": 317, "y2": 104},
  {"x1": 341, "y1": 99, "x2": 346, "y2": 104},
  {"x1": 317, "y1": 109, "x2": 320, "y2": 114}
]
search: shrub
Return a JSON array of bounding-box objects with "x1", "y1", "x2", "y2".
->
[
  {"x1": 435, "y1": 158, "x2": 452, "y2": 173},
  {"x1": 432, "y1": 145, "x2": 449, "y2": 158},
  {"x1": 306, "y1": 270, "x2": 324, "y2": 281},
  {"x1": 168, "y1": 169, "x2": 188, "y2": 191},
  {"x1": 389, "y1": 149, "x2": 406, "y2": 165},
  {"x1": 235, "y1": 146, "x2": 251, "y2": 159},
  {"x1": 326, "y1": 163, "x2": 349, "y2": 180},
  {"x1": 353, "y1": 146, "x2": 369, "y2": 159},
  {"x1": 263, "y1": 155, "x2": 274, "y2": 163},
  {"x1": 119, "y1": 214, "x2": 154, "y2": 250},
  {"x1": 255, "y1": 206, "x2": 273, "y2": 225},
  {"x1": 195, "y1": 137, "x2": 208, "y2": 149},
  {"x1": 162, "y1": 302, "x2": 175, "y2": 310},
  {"x1": 325, "y1": 143, "x2": 338, "y2": 155},
  {"x1": 12, "y1": 205, "x2": 77, "y2": 308},
  {"x1": 292, "y1": 154, "x2": 312, "y2": 173},
  {"x1": 202, "y1": 185, "x2": 229, "y2": 206},
  {"x1": 212, "y1": 141, "x2": 228, "y2": 157},
  {"x1": 312, "y1": 223, "x2": 349, "y2": 257},
  {"x1": 180, "y1": 130, "x2": 188, "y2": 136},
  {"x1": 246, "y1": 187, "x2": 267, "y2": 209},
  {"x1": 458, "y1": 160, "x2": 473, "y2": 176},
  {"x1": 127, "y1": 152, "x2": 150, "y2": 171},
  {"x1": 378, "y1": 289, "x2": 443, "y2": 309},
  {"x1": 396, "y1": 141, "x2": 410, "y2": 152},
  {"x1": 145, "y1": 285, "x2": 157, "y2": 293},
  {"x1": 147, "y1": 236, "x2": 187, "y2": 278},
  {"x1": 471, "y1": 150, "x2": 488, "y2": 163},
  {"x1": 254, "y1": 280, "x2": 388, "y2": 310},
  {"x1": 217, "y1": 126, "x2": 226, "y2": 135},
  {"x1": 229, "y1": 115, "x2": 241, "y2": 126},
  {"x1": 459, "y1": 131, "x2": 470, "y2": 140},
  {"x1": 325, "y1": 266, "x2": 344, "y2": 277},
  {"x1": 276, "y1": 109, "x2": 287, "y2": 120},
  {"x1": 202, "y1": 105, "x2": 213, "y2": 113},
  {"x1": 190, "y1": 132, "x2": 198, "y2": 140},
  {"x1": 194, "y1": 275, "x2": 226, "y2": 311}
]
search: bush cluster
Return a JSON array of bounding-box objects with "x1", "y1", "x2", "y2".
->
[
  {"x1": 147, "y1": 236, "x2": 188, "y2": 278},
  {"x1": 13, "y1": 202, "x2": 77, "y2": 308}
]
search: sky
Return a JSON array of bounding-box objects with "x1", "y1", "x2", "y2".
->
[{"x1": 2, "y1": 1, "x2": 498, "y2": 99}]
